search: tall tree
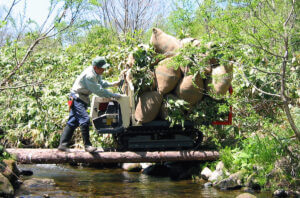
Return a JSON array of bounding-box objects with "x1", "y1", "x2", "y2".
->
[{"x1": 89, "y1": 0, "x2": 169, "y2": 38}]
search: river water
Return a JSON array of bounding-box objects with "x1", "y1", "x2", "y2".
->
[{"x1": 15, "y1": 164, "x2": 272, "y2": 198}]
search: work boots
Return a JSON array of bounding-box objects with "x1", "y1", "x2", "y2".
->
[
  {"x1": 58, "y1": 124, "x2": 76, "y2": 151},
  {"x1": 80, "y1": 125, "x2": 97, "y2": 153}
]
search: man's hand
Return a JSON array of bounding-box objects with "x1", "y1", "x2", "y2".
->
[{"x1": 112, "y1": 93, "x2": 121, "y2": 99}]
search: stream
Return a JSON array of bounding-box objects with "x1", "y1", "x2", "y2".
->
[{"x1": 15, "y1": 164, "x2": 272, "y2": 198}]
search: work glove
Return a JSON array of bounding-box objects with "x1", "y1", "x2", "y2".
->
[{"x1": 112, "y1": 93, "x2": 121, "y2": 99}]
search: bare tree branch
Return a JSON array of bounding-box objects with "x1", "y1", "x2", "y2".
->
[
  {"x1": 0, "y1": 82, "x2": 43, "y2": 90},
  {"x1": 93, "y1": 0, "x2": 165, "y2": 36},
  {"x1": 284, "y1": 0, "x2": 295, "y2": 27},
  {"x1": 252, "y1": 66, "x2": 280, "y2": 75},
  {"x1": 39, "y1": 1, "x2": 57, "y2": 33},
  {"x1": 3, "y1": 0, "x2": 22, "y2": 22},
  {"x1": 247, "y1": 42, "x2": 283, "y2": 58},
  {"x1": 241, "y1": 64, "x2": 281, "y2": 97}
]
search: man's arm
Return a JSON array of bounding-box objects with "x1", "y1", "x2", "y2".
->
[
  {"x1": 85, "y1": 77, "x2": 117, "y2": 98},
  {"x1": 101, "y1": 79, "x2": 121, "y2": 87}
]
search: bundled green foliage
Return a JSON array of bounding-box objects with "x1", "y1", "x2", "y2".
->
[
  {"x1": 129, "y1": 45, "x2": 162, "y2": 98},
  {"x1": 165, "y1": 98, "x2": 190, "y2": 128}
]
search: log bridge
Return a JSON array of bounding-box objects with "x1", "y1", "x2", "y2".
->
[{"x1": 6, "y1": 149, "x2": 219, "y2": 164}]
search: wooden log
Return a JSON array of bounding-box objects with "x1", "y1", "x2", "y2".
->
[{"x1": 6, "y1": 149, "x2": 219, "y2": 164}]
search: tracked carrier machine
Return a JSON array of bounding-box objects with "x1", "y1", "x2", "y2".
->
[{"x1": 90, "y1": 80, "x2": 232, "y2": 151}]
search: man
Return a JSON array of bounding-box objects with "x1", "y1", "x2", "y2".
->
[{"x1": 58, "y1": 56, "x2": 121, "y2": 152}]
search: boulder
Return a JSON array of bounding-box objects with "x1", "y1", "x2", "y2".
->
[
  {"x1": 214, "y1": 170, "x2": 246, "y2": 190},
  {"x1": 19, "y1": 178, "x2": 55, "y2": 191},
  {"x1": 140, "y1": 163, "x2": 153, "y2": 169},
  {"x1": 0, "y1": 173, "x2": 14, "y2": 198},
  {"x1": 165, "y1": 162, "x2": 200, "y2": 180},
  {"x1": 216, "y1": 161, "x2": 224, "y2": 171},
  {"x1": 204, "y1": 182, "x2": 213, "y2": 188},
  {"x1": 208, "y1": 170, "x2": 223, "y2": 182},
  {"x1": 142, "y1": 164, "x2": 170, "y2": 177},
  {"x1": 2, "y1": 159, "x2": 20, "y2": 184},
  {"x1": 273, "y1": 189, "x2": 288, "y2": 197},
  {"x1": 201, "y1": 167, "x2": 213, "y2": 180},
  {"x1": 122, "y1": 163, "x2": 142, "y2": 172},
  {"x1": 18, "y1": 178, "x2": 56, "y2": 196},
  {"x1": 236, "y1": 193, "x2": 257, "y2": 198}
]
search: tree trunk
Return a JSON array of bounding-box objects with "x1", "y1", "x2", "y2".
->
[
  {"x1": 6, "y1": 149, "x2": 219, "y2": 164},
  {"x1": 281, "y1": 35, "x2": 300, "y2": 142}
]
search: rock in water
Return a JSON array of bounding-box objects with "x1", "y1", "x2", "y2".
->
[{"x1": 0, "y1": 173, "x2": 14, "y2": 198}]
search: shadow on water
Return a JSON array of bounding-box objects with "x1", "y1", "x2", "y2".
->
[{"x1": 15, "y1": 164, "x2": 272, "y2": 198}]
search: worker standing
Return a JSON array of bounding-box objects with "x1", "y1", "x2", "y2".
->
[{"x1": 58, "y1": 57, "x2": 121, "y2": 152}]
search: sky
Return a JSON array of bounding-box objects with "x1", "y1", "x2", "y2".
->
[{"x1": 1, "y1": 0, "x2": 53, "y2": 25}]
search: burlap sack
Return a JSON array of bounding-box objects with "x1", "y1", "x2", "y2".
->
[
  {"x1": 207, "y1": 64, "x2": 233, "y2": 96},
  {"x1": 135, "y1": 91, "x2": 163, "y2": 123},
  {"x1": 175, "y1": 74, "x2": 204, "y2": 106},
  {"x1": 150, "y1": 28, "x2": 181, "y2": 55},
  {"x1": 155, "y1": 58, "x2": 182, "y2": 95},
  {"x1": 180, "y1": 37, "x2": 201, "y2": 47},
  {"x1": 159, "y1": 94, "x2": 178, "y2": 120}
]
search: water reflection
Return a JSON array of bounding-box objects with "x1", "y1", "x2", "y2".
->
[{"x1": 16, "y1": 164, "x2": 272, "y2": 198}]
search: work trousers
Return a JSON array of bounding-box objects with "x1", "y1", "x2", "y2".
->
[
  {"x1": 60, "y1": 93, "x2": 92, "y2": 146},
  {"x1": 67, "y1": 93, "x2": 90, "y2": 128}
]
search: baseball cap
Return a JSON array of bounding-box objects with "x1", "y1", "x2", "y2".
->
[{"x1": 92, "y1": 56, "x2": 110, "y2": 68}]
